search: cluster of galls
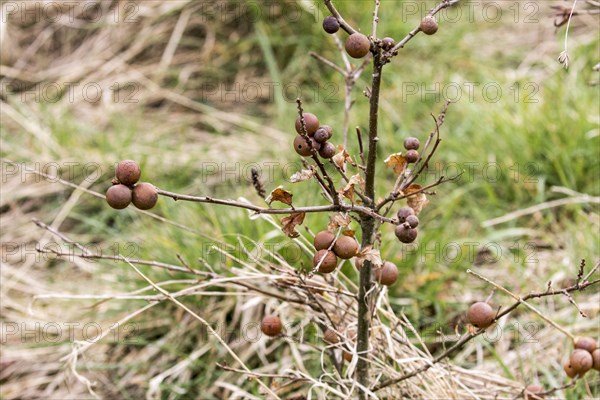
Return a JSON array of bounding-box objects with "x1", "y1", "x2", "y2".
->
[
  {"x1": 564, "y1": 336, "x2": 600, "y2": 378},
  {"x1": 294, "y1": 113, "x2": 336, "y2": 159},
  {"x1": 312, "y1": 229, "x2": 399, "y2": 286},
  {"x1": 106, "y1": 160, "x2": 158, "y2": 211},
  {"x1": 395, "y1": 206, "x2": 419, "y2": 244},
  {"x1": 312, "y1": 230, "x2": 358, "y2": 272},
  {"x1": 321, "y1": 15, "x2": 438, "y2": 59},
  {"x1": 393, "y1": 137, "x2": 422, "y2": 243}
]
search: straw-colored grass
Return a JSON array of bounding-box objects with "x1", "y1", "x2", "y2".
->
[{"x1": 1, "y1": 1, "x2": 598, "y2": 399}]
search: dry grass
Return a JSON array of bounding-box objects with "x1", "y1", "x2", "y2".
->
[{"x1": 1, "y1": 1, "x2": 598, "y2": 399}]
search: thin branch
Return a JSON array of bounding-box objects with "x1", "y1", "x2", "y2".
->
[
  {"x1": 582, "y1": 260, "x2": 600, "y2": 282},
  {"x1": 296, "y1": 98, "x2": 340, "y2": 205},
  {"x1": 467, "y1": 269, "x2": 576, "y2": 341},
  {"x1": 376, "y1": 102, "x2": 452, "y2": 212},
  {"x1": 119, "y1": 257, "x2": 283, "y2": 399},
  {"x1": 373, "y1": 270, "x2": 600, "y2": 391},
  {"x1": 36, "y1": 247, "x2": 202, "y2": 275},
  {"x1": 384, "y1": 0, "x2": 458, "y2": 60},
  {"x1": 156, "y1": 188, "x2": 397, "y2": 224},
  {"x1": 309, "y1": 51, "x2": 346, "y2": 75},
  {"x1": 324, "y1": 0, "x2": 358, "y2": 35},
  {"x1": 399, "y1": 102, "x2": 450, "y2": 191},
  {"x1": 356, "y1": 127, "x2": 366, "y2": 168},
  {"x1": 372, "y1": 0, "x2": 381, "y2": 39}
]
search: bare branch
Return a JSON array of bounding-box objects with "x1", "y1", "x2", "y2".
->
[
  {"x1": 373, "y1": 270, "x2": 600, "y2": 391},
  {"x1": 384, "y1": 0, "x2": 458, "y2": 60},
  {"x1": 324, "y1": 0, "x2": 358, "y2": 35},
  {"x1": 156, "y1": 188, "x2": 397, "y2": 225}
]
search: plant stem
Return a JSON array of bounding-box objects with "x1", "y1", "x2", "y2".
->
[
  {"x1": 156, "y1": 188, "x2": 397, "y2": 224},
  {"x1": 356, "y1": 50, "x2": 383, "y2": 400}
]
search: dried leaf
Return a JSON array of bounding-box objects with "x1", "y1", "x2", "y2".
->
[
  {"x1": 332, "y1": 145, "x2": 352, "y2": 172},
  {"x1": 355, "y1": 245, "x2": 382, "y2": 268},
  {"x1": 342, "y1": 230, "x2": 355, "y2": 237},
  {"x1": 266, "y1": 186, "x2": 293, "y2": 206},
  {"x1": 405, "y1": 184, "x2": 429, "y2": 214},
  {"x1": 289, "y1": 167, "x2": 315, "y2": 183},
  {"x1": 384, "y1": 152, "x2": 407, "y2": 174},
  {"x1": 328, "y1": 213, "x2": 352, "y2": 230},
  {"x1": 281, "y1": 212, "x2": 305, "y2": 238},
  {"x1": 404, "y1": 184, "x2": 422, "y2": 195},
  {"x1": 341, "y1": 185, "x2": 355, "y2": 204},
  {"x1": 339, "y1": 174, "x2": 364, "y2": 204}
]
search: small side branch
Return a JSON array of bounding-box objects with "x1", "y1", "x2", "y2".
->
[
  {"x1": 157, "y1": 188, "x2": 397, "y2": 224},
  {"x1": 384, "y1": 0, "x2": 458, "y2": 61},
  {"x1": 324, "y1": 0, "x2": 358, "y2": 35},
  {"x1": 373, "y1": 266, "x2": 600, "y2": 392}
]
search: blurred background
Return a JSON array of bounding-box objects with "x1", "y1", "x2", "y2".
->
[{"x1": 1, "y1": 1, "x2": 598, "y2": 399}]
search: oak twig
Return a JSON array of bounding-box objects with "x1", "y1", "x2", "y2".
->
[{"x1": 373, "y1": 267, "x2": 600, "y2": 391}]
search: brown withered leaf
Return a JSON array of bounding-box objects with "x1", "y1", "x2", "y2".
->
[
  {"x1": 289, "y1": 167, "x2": 315, "y2": 183},
  {"x1": 384, "y1": 152, "x2": 407, "y2": 174},
  {"x1": 339, "y1": 174, "x2": 364, "y2": 204},
  {"x1": 342, "y1": 230, "x2": 355, "y2": 237},
  {"x1": 355, "y1": 245, "x2": 382, "y2": 268},
  {"x1": 281, "y1": 212, "x2": 305, "y2": 238},
  {"x1": 332, "y1": 145, "x2": 352, "y2": 172},
  {"x1": 266, "y1": 186, "x2": 293, "y2": 206},
  {"x1": 405, "y1": 184, "x2": 429, "y2": 214},
  {"x1": 341, "y1": 185, "x2": 355, "y2": 204},
  {"x1": 328, "y1": 213, "x2": 352, "y2": 230}
]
